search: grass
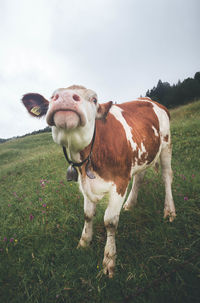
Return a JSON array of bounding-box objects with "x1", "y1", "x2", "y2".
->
[{"x1": 0, "y1": 101, "x2": 200, "y2": 303}]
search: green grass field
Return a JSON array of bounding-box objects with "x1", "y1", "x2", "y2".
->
[{"x1": 0, "y1": 101, "x2": 200, "y2": 303}]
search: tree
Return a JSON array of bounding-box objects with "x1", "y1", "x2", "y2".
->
[
  {"x1": 194, "y1": 72, "x2": 200, "y2": 82},
  {"x1": 145, "y1": 71, "x2": 200, "y2": 108}
]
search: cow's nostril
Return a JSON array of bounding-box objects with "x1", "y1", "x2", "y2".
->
[
  {"x1": 53, "y1": 94, "x2": 59, "y2": 101},
  {"x1": 73, "y1": 94, "x2": 80, "y2": 102}
]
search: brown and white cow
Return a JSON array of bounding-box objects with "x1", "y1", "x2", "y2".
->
[{"x1": 22, "y1": 85, "x2": 176, "y2": 278}]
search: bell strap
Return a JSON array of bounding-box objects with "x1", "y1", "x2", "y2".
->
[{"x1": 62, "y1": 125, "x2": 96, "y2": 168}]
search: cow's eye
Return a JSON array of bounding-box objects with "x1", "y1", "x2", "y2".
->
[{"x1": 92, "y1": 97, "x2": 97, "y2": 104}]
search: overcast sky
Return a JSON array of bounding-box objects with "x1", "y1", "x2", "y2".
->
[{"x1": 1, "y1": 0, "x2": 199, "y2": 139}]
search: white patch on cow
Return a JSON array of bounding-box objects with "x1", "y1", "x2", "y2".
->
[
  {"x1": 152, "y1": 125, "x2": 159, "y2": 137},
  {"x1": 138, "y1": 142, "x2": 146, "y2": 157},
  {"x1": 152, "y1": 103, "x2": 170, "y2": 147},
  {"x1": 109, "y1": 105, "x2": 137, "y2": 150},
  {"x1": 79, "y1": 172, "x2": 113, "y2": 203}
]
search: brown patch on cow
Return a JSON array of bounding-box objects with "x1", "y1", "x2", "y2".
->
[
  {"x1": 104, "y1": 222, "x2": 117, "y2": 229},
  {"x1": 80, "y1": 101, "x2": 163, "y2": 195},
  {"x1": 84, "y1": 214, "x2": 92, "y2": 222},
  {"x1": 80, "y1": 113, "x2": 133, "y2": 196},
  {"x1": 118, "y1": 101, "x2": 161, "y2": 165},
  {"x1": 138, "y1": 97, "x2": 170, "y2": 119},
  {"x1": 164, "y1": 135, "x2": 169, "y2": 142}
]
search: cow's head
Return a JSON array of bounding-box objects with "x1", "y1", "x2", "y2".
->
[{"x1": 22, "y1": 85, "x2": 112, "y2": 152}]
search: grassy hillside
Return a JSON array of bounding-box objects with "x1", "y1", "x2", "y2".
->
[{"x1": 0, "y1": 101, "x2": 200, "y2": 303}]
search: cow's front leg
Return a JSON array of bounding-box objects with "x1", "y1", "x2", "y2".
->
[
  {"x1": 78, "y1": 197, "x2": 96, "y2": 248},
  {"x1": 103, "y1": 188, "x2": 125, "y2": 278}
]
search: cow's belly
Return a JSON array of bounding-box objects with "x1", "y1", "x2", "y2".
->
[{"x1": 79, "y1": 173, "x2": 112, "y2": 203}]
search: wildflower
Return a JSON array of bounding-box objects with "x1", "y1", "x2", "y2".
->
[
  {"x1": 10, "y1": 238, "x2": 14, "y2": 243},
  {"x1": 3, "y1": 237, "x2": 7, "y2": 242},
  {"x1": 184, "y1": 196, "x2": 188, "y2": 201},
  {"x1": 39, "y1": 198, "x2": 42, "y2": 201},
  {"x1": 14, "y1": 239, "x2": 18, "y2": 243},
  {"x1": 8, "y1": 204, "x2": 11, "y2": 207},
  {"x1": 192, "y1": 174, "x2": 195, "y2": 178},
  {"x1": 13, "y1": 192, "x2": 18, "y2": 197},
  {"x1": 40, "y1": 179, "x2": 47, "y2": 187},
  {"x1": 29, "y1": 214, "x2": 34, "y2": 221},
  {"x1": 42, "y1": 203, "x2": 47, "y2": 208},
  {"x1": 40, "y1": 179, "x2": 48, "y2": 187}
]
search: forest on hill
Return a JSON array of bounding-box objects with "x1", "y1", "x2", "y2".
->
[{"x1": 146, "y1": 71, "x2": 200, "y2": 108}]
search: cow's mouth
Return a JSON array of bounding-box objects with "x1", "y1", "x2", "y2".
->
[{"x1": 48, "y1": 109, "x2": 82, "y2": 129}]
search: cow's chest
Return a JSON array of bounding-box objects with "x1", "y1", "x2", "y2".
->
[{"x1": 79, "y1": 173, "x2": 112, "y2": 203}]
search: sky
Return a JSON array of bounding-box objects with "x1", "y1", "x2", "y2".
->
[{"x1": 0, "y1": 0, "x2": 199, "y2": 139}]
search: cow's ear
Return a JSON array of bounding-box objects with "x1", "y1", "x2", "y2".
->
[
  {"x1": 22, "y1": 93, "x2": 49, "y2": 118},
  {"x1": 96, "y1": 101, "x2": 113, "y2": 120}
]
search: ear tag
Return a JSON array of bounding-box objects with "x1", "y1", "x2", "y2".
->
[
  {"x1": 30, "y1": 106, "x2": 41, "y2": 116},
  {"x1": 66, "y1": 165, "x2": 78, "y2": 182}
]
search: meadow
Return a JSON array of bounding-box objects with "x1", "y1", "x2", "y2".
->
[{"x1": 0, "y1": 101, "x2": 200, "y2": 303}]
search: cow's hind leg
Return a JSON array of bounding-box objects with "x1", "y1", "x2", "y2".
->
[
  {"x1": 160, "y1": 144, "x2": 176, "y2": 222},
  {"x1": 78, "y1": 197, "x2": 96, "y2": 248},
  {"x1": 123, "y1": 170, "x2": 145, "y2": 211},
  {"x1": 103, "y1": 187, "x2": 125, "y2": 278}
]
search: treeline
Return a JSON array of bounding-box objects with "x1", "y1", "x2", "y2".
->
[
  {"x1": 0, "y1": 126, "x2": 51, "y2": 144},
  {"x1": 23, "y1": 126, "x2": 51, "y2": 137},
  {"x1": 146, "y1": 71, "x2": 200, "y2": 108}
]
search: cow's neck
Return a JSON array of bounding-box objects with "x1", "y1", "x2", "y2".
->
[{"x1": 52, "y1": 122, "x2": 95, "y2": 162}]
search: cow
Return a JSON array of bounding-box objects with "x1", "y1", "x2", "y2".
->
[{"x1": 22, "y1": 85, "x2": 176, "y2": 278}]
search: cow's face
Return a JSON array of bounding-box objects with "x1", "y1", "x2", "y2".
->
[
  {"x1": 47, "y1": 86, "x2": 99, "y2": 130},
  {"x1": 22, "y1": 85, "x2": 112, "y2": 149}
]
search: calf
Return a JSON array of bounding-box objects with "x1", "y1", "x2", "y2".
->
[{"x1": 22, "y1": 85, "x2": 176, "y2": 278}]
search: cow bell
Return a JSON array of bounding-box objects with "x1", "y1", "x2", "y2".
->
[
  {"x1": 85, "y1": 160, "x2": 96, "y2": 179},
  {"x1": 66, "y1": 165, "x2": 78, "y2": 182}
]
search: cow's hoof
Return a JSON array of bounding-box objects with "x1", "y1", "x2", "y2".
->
[
  {"x1": 103, "y1": 254, "x2": 115, "y2": 278},
  {"x1": 77, "y1": 238, "x2": 90, "y2": 248},
  {"x1": 164, "y1": 209, "x2": 176, "y2": 222},
  {"x1": 123, "y1": 203, "x2": 132, "y2": 211}
]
